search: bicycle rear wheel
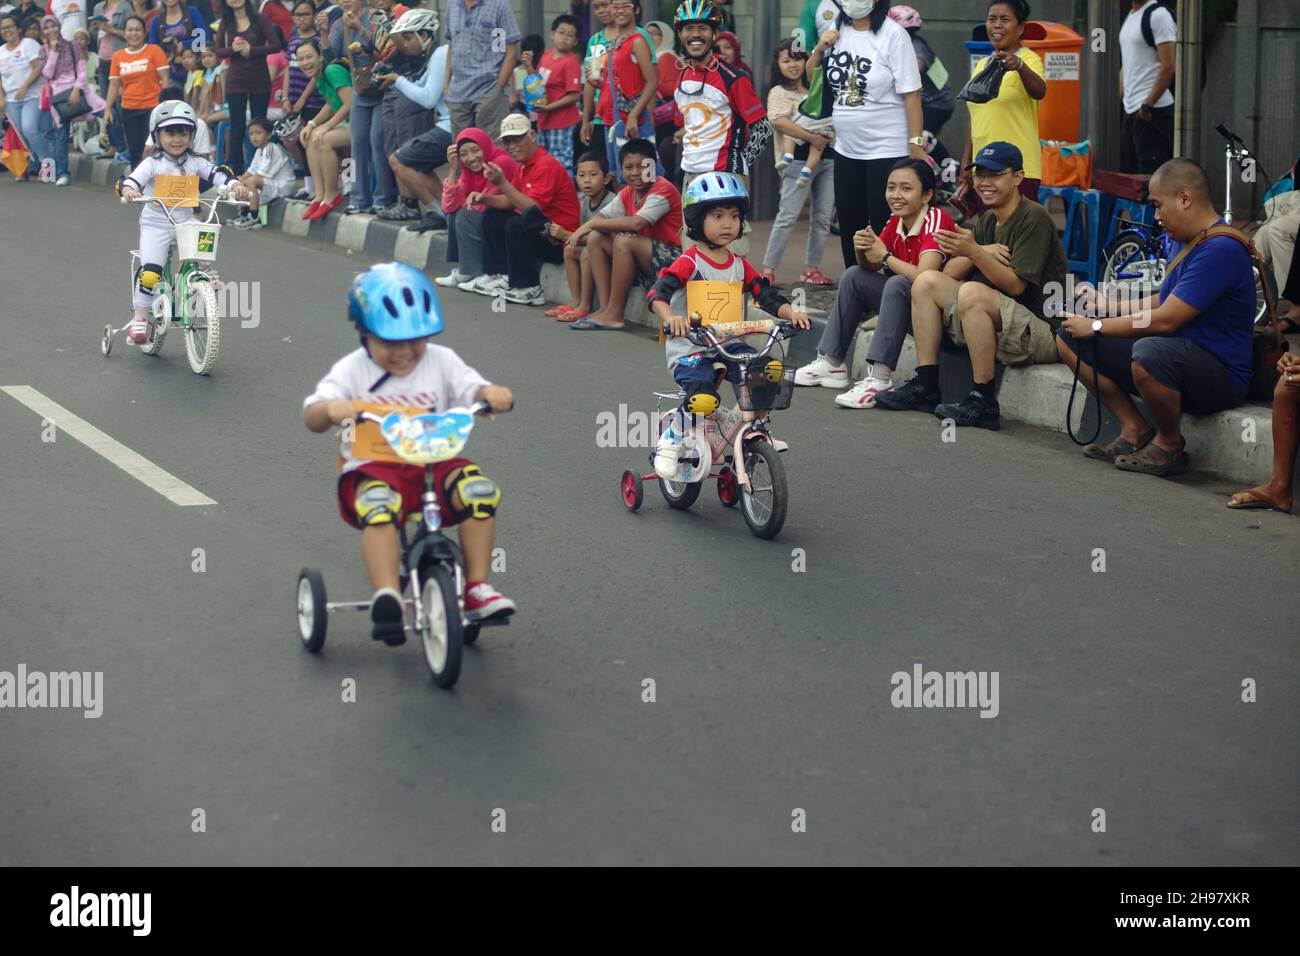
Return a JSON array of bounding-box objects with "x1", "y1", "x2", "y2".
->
[{"x1": 182, "y1": 274, "x2": 220, "y2": 375}]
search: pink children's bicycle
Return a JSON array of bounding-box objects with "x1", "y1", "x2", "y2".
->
[{"x1": 620, "y1": 317, "x2": 797, "y2": 540}]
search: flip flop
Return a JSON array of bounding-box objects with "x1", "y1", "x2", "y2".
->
[
  {"x1": 1226, "y1": 488, "x2": 1293, "y2": 513},
  {"x1": 1083, "y1": 427, "x2": 1155, "y2": 463},
  {"x1": 568, "y1": 317, "x2": 622, "y2": 330},
  {"x1": 1114, "y1": 439, "x2": 1189, "y2": 477},
  {"x1": 543, "y1": 305, "x2": 570, "y2": 317},
  {"x1": 555, "y1": 308, "x2": 589, "y2": 321}
]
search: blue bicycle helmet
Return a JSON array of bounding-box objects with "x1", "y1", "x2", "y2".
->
[
  {"x1": 682, "y1": 172, "x2": 749, "y2": 243},
  {"x1": 347, "y1": 262, "x2": 444, "y2": 341}
]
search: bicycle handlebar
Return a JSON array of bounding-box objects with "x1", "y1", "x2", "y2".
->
[
  {"x1": 357, "y1": 400, "x2": 504, "y2": 426},
  {"x1": 120, "y1": 189, "x2": 250, "y2": 224},
  {"x1": 687, "y1": 317, "x2": 795, "y2": 361},
  {"x1": 1215, "y1": 122, "x2": 1243, "y2": 144}
]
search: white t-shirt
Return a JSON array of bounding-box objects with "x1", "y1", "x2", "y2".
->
[
  {"x1": 0, "y1": 39, "x2": 45, "y2": 101},
  {"x1": 191, "y1": 119, "x2": 213, "y2": 157},
  {"x1": 303, "y1": 346, "x2": 490, "y2": 473},
  {"x1": 823, "y1": 18, "x2": 920, "y2": 160},
  {"x1": 49, "y1": 0, "x2": 88, "y2": 42},
  {"x1": 248, "y1": 141, "x2": 293, "y2": 188},
  {"x1": 1119, "y1": 1, "x2": 1176, "y2": 115}
]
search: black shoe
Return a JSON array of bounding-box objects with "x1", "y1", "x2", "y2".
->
[
  {"x1": 405, "y1": 211, "x2": 447, "y2": 233},
  {"x1": 377, "y1": 200, "x2": 421, "y2": 221},
  {"x1": 370, "y1": 588, "x2": 407, "y2": 646},
  {"x1": 934, "y1": 390, "x2": 1001, "y2": 430},
  {"x1": 875, "y1": 376, "x2": 940, "y2": 414}
]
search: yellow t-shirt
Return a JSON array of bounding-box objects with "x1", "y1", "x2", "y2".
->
[{"x1": 967, "y1": 48, "x2": 1043, "y2": 180}]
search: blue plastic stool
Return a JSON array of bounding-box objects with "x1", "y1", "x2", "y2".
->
[
  {"x1": 1036, "y1": 184, "x2": 1078, "y2": 222},
  {"x1": 1102, "y1": 197, "x2": 1156, "y2": 249},
  {"x1": 1063, "y1": 188, "x2": 1109, "y2": 284}
]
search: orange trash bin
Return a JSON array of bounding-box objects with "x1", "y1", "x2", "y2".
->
[{"x1": 1023, "y1": 22, "x2": 1085, "y2": 142}]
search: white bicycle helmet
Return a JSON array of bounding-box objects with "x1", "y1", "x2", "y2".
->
[
  {"x1": 390, "y1": 7, "x2": 439, "y2": 35},
  {"x1": 149, "y1": 100, "x2": 198, "y2": 145}
]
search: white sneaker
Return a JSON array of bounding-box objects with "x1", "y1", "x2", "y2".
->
[
  {"x1": 794, "y1": 355, "x2": 848, "y2": 388},
  {"x1": 654, "y1": 426, "x2": 684, "y2": 480},
  {"x1": 468, "y1": 274, "x2": 507, "y2": 296},
  {"x1": 834, "y1": 376, "x2": 893, "y2": 409},
  {"x1": 126, "y1": 315, "x2": 150, "y2": 345},
  {"x1": 771, "y1": 438, "x2": 789, "y2": 452},
  {"x1": 434, "y1": 269, "x2": 463, "y2": 287},
  {"x1": 56, "y1": 174, "x2": 70, "y2": 187},
  {"x1": 502, "y1": 285, "x2": 545, "y2": 305},
  {"x1": 456, "y1": 276, "x2": 481, "y2": 292}
]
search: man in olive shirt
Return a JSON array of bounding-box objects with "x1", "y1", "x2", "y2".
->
[{"x1": 877, "y1": 141, "x2": 1067, "y2": 429}]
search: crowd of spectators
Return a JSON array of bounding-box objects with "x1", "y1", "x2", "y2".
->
[{"x1": 1, "y1": 0, "x2": 1295, "y2": 510}]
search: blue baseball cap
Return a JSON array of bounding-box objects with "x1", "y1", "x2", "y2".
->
[{"x1": 966, "y1": 141, "x2": 1024, "y2": 173}]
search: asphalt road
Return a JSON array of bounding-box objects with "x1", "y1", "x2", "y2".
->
[{"x1": 2, "y1": 180, "x2": 1297, "y2": 866}]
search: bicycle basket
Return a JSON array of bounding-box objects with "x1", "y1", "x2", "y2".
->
[
  {"x1": 733, "y1": 358, "x2": 795, "y2": 411},
  {"x1": 177, "y1": 220, "x2": 220, "y2": 262}
]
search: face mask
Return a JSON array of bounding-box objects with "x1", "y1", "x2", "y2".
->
[{"x1": 841, "y1": 0, "x2": 874, "y2": 19}]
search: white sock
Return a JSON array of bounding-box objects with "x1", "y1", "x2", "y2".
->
[
  {"x1": 870, "y1": 362, "x2": 892, "y2": 380},
  {"x1": 303, "y1": 175, "x2": 314, "y2": 194}
]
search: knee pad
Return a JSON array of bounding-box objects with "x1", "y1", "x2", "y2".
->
[
  {"x1": 135, "y1": 263, "x2": 165, "y2": 297},
  {"x1": 685, "y1": 390, "x2": 720, "y2": 416},
  {"x1": 355, "y1": 479, "x2": 401, "y2": 526},
  {"x1": 449, "y1": 465, "x2": 500, "y2": 521}
]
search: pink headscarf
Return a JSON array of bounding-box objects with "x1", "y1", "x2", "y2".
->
[
  {"x1": 41, "y1": 15, "x2": 77, "y2": 76},
  {"x1": 454, "y1": 127, "x2": 517, "y2": 194}
]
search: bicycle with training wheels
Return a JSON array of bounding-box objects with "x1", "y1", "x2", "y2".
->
[
  {"x1": 620, "y1": 316, "x2": 798, "y2": 540},
  {"x1": 1101, "y1": 123, "x2": 1276, "y2": 325},
  {"x1": 296, "y1": 400, "x2": 510, "y2": 690},
  {"x1": 102, "y1": 183, "x2": 248, "y2": 374}
]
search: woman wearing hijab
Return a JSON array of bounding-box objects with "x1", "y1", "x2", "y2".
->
[
  {"x1": 40, "y1": 14, "x2": 104, "y2": 185},
  {"x1": 715, "y1": 29, "x2": 750, "y2": 77},
  {"x1": 435, "y1": 126, "x2": 519, "y2": 295}
]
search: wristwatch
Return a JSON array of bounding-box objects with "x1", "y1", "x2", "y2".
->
[
  {"x1": 907, "y1": 135, "x2": 926, "y2": 147},
  {"x1": 1091, "y1": 319, "x2": 1103, "y2": 334},
  {"x1": 880, "y1": 252, "x2": 892, "y2": 269}
]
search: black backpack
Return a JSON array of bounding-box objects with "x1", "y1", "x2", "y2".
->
[{"x1": 1137, "y1": 0, "x2": 1207, "y2": 92}]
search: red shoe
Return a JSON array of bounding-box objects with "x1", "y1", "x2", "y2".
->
[
  {"x1": 320, "y1": 194, "x2": 346, "y2": 217},
  {"x1": 300, "y1": 200, "x2": 325, "y2": 221},
  {"x1": 800, "y1": 268, "x2": 834, "y2": 286},
  {"x1": 463, "y1": 582, "x2": 515, "y2": 622}
]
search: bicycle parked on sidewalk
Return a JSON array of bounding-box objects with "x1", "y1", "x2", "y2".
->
[
  {"x1": 621, "y1": 316, "x2": 798, "y2": 540},
  {"x1": 1101, "y1": 123, "x2": 1276, "y2": 325},
  {"x1": 102, "y1": 183, "x2": 249, "y2": 374}
]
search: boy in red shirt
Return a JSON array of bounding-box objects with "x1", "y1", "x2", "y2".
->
[
  {"x1": 533, "y1": 13, "x2": 583, "y2": 176},
  {"x1": 565, "y1": 138, "x2": 682, "y2": 330}
]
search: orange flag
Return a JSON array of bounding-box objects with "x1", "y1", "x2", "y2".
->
[{"x1": 2, "y1": 124, "x2": 29, "y2": 179}]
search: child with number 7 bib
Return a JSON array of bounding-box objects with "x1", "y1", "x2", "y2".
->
[{"x1": 646, "y1": 172, "x2": 810, "y2": 479}]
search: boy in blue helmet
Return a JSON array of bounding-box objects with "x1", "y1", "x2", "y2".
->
[
  {"x1": 303, "y1": 262, "x2": 516, "y2": 643},
  {"x1": 647, "y1": 172, "x2": 810, "y2": 479}
]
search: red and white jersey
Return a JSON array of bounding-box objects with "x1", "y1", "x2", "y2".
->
[
  {"x1": 877, "y1": 203, "x2": 957, "y2": 266},
  {"x1": 304, "y1": 345, "x2": 489, "y2": 473},
  {"x1": 673, "y1": 57, "x2": 766, "y2": 175},
  {"x1": 658, "y1": 246, "x2": 765, "y2": 368}
]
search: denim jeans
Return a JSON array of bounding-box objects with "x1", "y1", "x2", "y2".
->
[
  {"x1": 46, "y1": 120, "x2": 70, "y2": 178},
  {"x1": 5, "y1": 98, "x2": 49, "y2": 170},
  {"x1": 761, "y1": 159, "x2": 835, "y2": 272},
  {"x1": 349, "y1": 96, "x2": 393, "y2": 209},
  {"x1": 454, "y1": 207, "x2": 486, "y2": 276}
]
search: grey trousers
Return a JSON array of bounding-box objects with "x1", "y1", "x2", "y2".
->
[
  {"x1": 453, "y1": 207, "x2": 487, "y2": 277},
  {"x1": 761, "y1": 160, "x2": 835, "y2": 271},
  {"x1": 818, "y1": 266, "x2": 913, "y2": 368},
  {"x1": 448, "y1": 84, "x2": 513, "y2": 146}
]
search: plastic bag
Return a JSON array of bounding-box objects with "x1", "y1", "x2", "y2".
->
[{"x1": 956, "y1": 56, "x2": 1006, "y2": 105}]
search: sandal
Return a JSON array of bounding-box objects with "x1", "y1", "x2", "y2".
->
[
  {"x1": 1227, "y1": 488, "x2": 1293, "y2": 513},
  {"x1": 1114, "y1": 438, "x2": 1189, "y2": 477},
  {"x1": 543, "y1": 305, "x2": 574, "y2": 317},
  {"x1": 1083, "y1": 427, "x2": 1155, "y2": 463},
  {"x1": 800, "y1": 267, "x2": 834, "y2": 286},
  {"x1": 555, "y1": 308, "x2": 589, "y2": 321}
]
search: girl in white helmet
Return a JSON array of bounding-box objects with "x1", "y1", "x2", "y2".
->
[{"x1": 118, "y1": 98, "x2": 251, "y2": 344}]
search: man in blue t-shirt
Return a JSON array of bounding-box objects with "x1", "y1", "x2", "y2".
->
[{"x1": 1056, "y1": 158, "x2": 1257, "y2": 478}]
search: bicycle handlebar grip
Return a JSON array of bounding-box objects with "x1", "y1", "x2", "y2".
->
[{"x1": 1215, "y1": 122, "x2": 1241, "y2": 143}]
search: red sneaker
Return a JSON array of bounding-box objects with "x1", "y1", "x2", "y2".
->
[
  {"x1": 463, "y1": 582, "x2": 515, "y2": 621},
  {"x1": 321, "y1": 194, "x2": 346, "y2": 217},
  {"x1": 300, "y1": 200, "x2": 324, "y2": 221}
]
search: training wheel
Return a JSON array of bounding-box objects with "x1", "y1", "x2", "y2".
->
[
  {"x1": 717, "y1": 467, "x2": 739, "y2": 507},
  {"x1": 101, "y1": 325, "x2": 113, "y2": 356},
  {"x1": 621, "y1": 470, "x2": 643, "y2": 511},
  {"x1": 296, "y1": 568, "x2": 328, "y2": 653}
]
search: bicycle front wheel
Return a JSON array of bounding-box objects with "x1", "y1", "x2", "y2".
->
[{"x1": 182, "y1": 275, "x2": 220, "y2": 375}]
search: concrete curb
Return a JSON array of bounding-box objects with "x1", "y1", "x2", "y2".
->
[{"x1": 70, "y1": 150, "x2": 1279, "y2": 488}]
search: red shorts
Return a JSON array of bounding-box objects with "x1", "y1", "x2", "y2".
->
[{"x1": 336, "y1": 458, "x2": 474, "y2": 529}]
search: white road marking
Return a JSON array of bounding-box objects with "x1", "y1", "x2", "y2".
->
[{"x1": 1, "y1": 385, "x2": 217, "y2": 506}]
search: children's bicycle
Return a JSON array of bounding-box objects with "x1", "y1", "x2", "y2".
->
[
  {"x1": 296, "y1": 400, "x2": 509, "y2": 689},
  {"x1": 1101, "y1": 123, "x2": 1276, "y2": 325},
  {"x1": 620, "y1": 317, "x2": 797, "y2": 540},
  {"x1": 102, "y1": 184, "x2": 248, "y2": 374}
]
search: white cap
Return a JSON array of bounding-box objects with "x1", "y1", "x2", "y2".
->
[{"x1": 499, "y1": 113, "x2": 532, "y2": 139}]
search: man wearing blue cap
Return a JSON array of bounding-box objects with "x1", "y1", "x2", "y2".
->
[{"x1": 877, "y1": 140, "x2": 1067, "y2": 429}]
